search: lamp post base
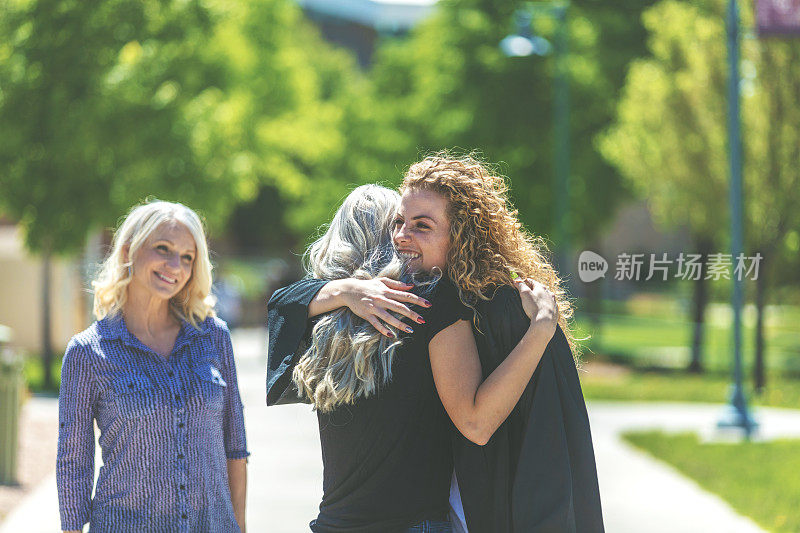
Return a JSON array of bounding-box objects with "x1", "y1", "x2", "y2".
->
[{"x1": 716, "y1": 384, "x2": 758, "y2": 439}]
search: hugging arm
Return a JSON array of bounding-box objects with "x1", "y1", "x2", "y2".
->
[
  {"x1": 307, "y1": 277, "x2": 430, "y2": 336},
  {"x1": 266, "y1": 276, "x2": 428, "y2": 404},
  {"x1": 429, "y1": 280, "x2": 559, "y2": 445},
  {"x1": 266, "y1": 279, "x2": 328, "y2": 405}
]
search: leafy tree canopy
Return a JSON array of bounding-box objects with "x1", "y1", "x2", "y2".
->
[{"x1": 362, "y1": 0, "x2": 658, "y2": 245}]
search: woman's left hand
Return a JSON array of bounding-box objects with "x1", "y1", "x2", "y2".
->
[{"x1": 514, "y1": 278, "x2": 559, "y2": 340}]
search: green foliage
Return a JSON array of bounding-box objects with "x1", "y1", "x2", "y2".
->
[
  {"x1": 600, "y1": 1, "x2": 727, "y2": 241},
  {"x1": 205, "y1": 0, "x2": 364, "y2": 236},
  {"x1": 600, "y1": 0, "x2": 800, "y2": 260},
  {"x1": 0, "y1": 0, "x2": 377, "y2": 253},
  {"x1": 0, "y1": 0, "x2": 243, "y2": 253},
  {"x1": 23, "y1": 352, "x2": 61, "y2": 394},
  {"x1": 747, "y1": 34, "x2": 800, "y2": 260},
  {"x1": 623, "y1": 430, "x2": 800, "y2": 532},
  {"x1": 364, "y1": 0, "x2": 658, "y2": 245},
  {"x1": 581, "y1": 368, "x2": 800, "y2": 409},
  {"x1": 576, "y1": 300, "x2": 800, "y2": 374}
]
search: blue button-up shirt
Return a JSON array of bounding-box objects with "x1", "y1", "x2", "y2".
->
[{"x1": 56, "y1": 314, "x2": 249, "y2": 532}]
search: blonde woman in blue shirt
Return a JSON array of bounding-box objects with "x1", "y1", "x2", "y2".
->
[{"x1": 56, "y1": 201, "x2": 249, "y2": 532}]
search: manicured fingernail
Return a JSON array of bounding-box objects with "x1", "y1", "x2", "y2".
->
[
  {"x1": 387, "y1": 331, "x2": 395, "y2": 338},
  {"x1": 422, "y1": 299, "x2": 431, "y2": 307},
  {"x1": 416, "y1": 316, "x2": 425, "y2": 324},
  {"x1": 406, "y1": 326, "x2": 414, "y2": 334}
]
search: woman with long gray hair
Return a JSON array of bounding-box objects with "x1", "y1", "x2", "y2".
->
[
  {"x1": 267, "y1": 184, "x2": 557, "y2": 532},
  {"x1": 291, "y1": 185, "x2": 414, "y2": 411}
]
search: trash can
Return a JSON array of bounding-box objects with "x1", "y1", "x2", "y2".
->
[{"x1": 0, "y1": 325, "x2": 23, "y2": 485}]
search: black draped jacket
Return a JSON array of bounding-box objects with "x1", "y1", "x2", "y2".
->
[{"x1": 266, "y1": 279, "x2": 604, "y2": 533}]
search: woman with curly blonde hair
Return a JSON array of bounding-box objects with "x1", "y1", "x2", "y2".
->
[
  {"x1": 395, "y1": 153, "x2": 602, "y2": 533},
  {"x1": 57, "y1": 201, "x2": 249, "y2": 533}
]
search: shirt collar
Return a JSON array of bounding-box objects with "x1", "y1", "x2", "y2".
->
[{"x1": 98, "y1": 313, "x2": 211, "y2": 356}]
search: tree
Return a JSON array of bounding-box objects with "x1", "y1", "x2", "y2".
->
[
  {"x1": 203, "y1": 0, "x2": 397, "y2": 243},
  {"x1": 0, "y1": 0, "x2": 244, "y2": 387},
  {"x1": 746, "y1": 35, "x2": 800, "y2": 390},
  {"x1": 600, "y1": 0, "x2": 729, "y2": 373},
  {"x1": 364, "y1": 0, "x2": 658, "y2": 256},
  {"x1": 599, "y1": 0, "x2": 800, "y2": 383},
  {"x1": 0, "y1": 0, "x2": 370, "y2": 385}
]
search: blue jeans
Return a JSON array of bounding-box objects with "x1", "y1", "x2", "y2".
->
[{"x1": 403, "y1": 519, "x2": 452, "y2": 532}]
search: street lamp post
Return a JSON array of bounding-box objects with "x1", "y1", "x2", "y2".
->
[
  {"x1": 500, "y1": 2, "x2": 571, "y2": 278},
  {"x1": 717, "y1": 0, "x2": 757, "y2": 437}
]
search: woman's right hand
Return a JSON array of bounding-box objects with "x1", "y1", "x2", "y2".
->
[
  {"x1": 338, "y1": 277, "x2": 431, "y2": 338},
  {"x1": 514, "y1": 278, "x2": 559, "y2": 340}
]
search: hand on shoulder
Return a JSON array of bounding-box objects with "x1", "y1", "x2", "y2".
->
[{"x1": 513, "y1": 278, "x2": 559, "y2": 341}]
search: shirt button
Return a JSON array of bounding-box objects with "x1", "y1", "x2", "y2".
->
[
  {"x1": 174, "y1": 394, "x2": 180, "y2": 402},
  {"x1": 168, "y1": 371, "x2": 175, "y2": 377},
  {"x1": 177, "y1": 453, "x2": 185, "y2": 459},
  {"x1": 178, "y1": 422, "x2": 185, "y2": 428},
  {"x1": 127, "y1": 382, "x2": 134, "y2": 389},
  {"x1": 181, "y1": 513, "x2": 188, "y2": 519},
  {"x1": 180, "y1": 484, "x2": 186, "y2": 490}
]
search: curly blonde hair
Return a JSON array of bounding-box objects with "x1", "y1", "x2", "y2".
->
[
  {"x1": 401, "y1": 152, "x2": 584, "y2": 362},
  {"x1": 92, "y1": 200, "x2": 215, "y2": 328}
]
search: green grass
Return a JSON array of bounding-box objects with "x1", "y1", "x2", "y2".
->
[
  {"x1": 574, "y1": 295, "x2": 800, "y2": 374},
  {"x1": 579, "y1": 367, "x2": 800, "y2": 409},
  {"x1": 574, "y1": 295, "x2": 800, "y2": 409},
  {"x1": 622, "y1": 430, "x2": 800, "y2": 532},
  {"x1": 576, "y1": 314, "x2": 800, "y2": 374},
  {"x1": 572, "y1": 295, "x2": 800, "y2": 408}
]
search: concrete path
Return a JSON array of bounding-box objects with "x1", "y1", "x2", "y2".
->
[
  {"x1": 587, "y1": 401, "x2": 800, "y2": 533},
  {"x1": 3, "y1": 327, "x2": 797, "y2": 532}
]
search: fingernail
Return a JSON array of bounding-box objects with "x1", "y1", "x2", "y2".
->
[
  {"x1": 422, "y1": 299, "x2": 431, "y2": 307},
  {"x1": 386, "y1": 331, "x2": 395, "y2": 338},
  {"x1": 406, "y1": 326, "x2": 414, "y2": 333},
  {"x1": 416, "y1": 316, "x2": 425, "y2": 324}
]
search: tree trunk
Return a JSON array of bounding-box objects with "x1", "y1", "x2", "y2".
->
[
  {"x1": 687, "y1": 238, "x2": 713, "y2": 373},
  {"x1": 753, "y1": 250, "x2": 768, "y2": 393},
  {"x1": 42, "y1": 249, "x2": 53, "y2": 391}
]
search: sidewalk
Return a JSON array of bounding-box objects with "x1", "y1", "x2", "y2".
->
[
  {"x1": 587, "y1": 401, "x2": 800, "y2": 533},
  {"x1": 2, "y1": 328, "x2": 796, "y2": 532}
]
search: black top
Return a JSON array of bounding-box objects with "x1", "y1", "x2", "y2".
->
[
  {"x1": 267, "y1": 277, "x2": 472, "y2": 533},
  {"x1": 267, "y1": 281, "x2": 605, "y2": 533},
  {"x1": 455, "y1": 285, "x2": 605, "y2": 533}
]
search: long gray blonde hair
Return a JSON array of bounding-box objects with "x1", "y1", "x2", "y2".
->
[{"x1": 292, "y1": 185, "x2": 408, "y2": 412}]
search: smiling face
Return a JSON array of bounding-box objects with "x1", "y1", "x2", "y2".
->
[
  {"x1": 127, "y1": 221, "x2": 197, "y2": 302},
  {"x1": 393, "y1": 188, "x2": 450, "y2": 273}
]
